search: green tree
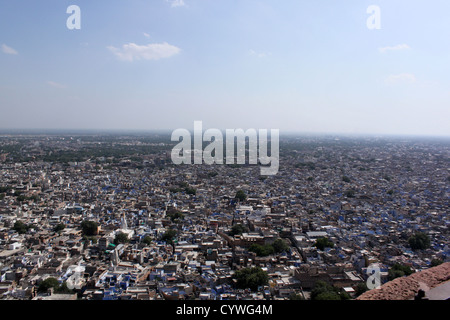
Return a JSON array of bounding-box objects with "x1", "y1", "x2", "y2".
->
[
  {"x1": 388, "y1": 263, "x2": 414, "y2": 280},
  {"x1": 230, "y1": 223, "x2": 247, "y2": 236},
  {"x1": 344, "y1": 189, "x2": 355, "y2": 198},
  {"x1": 354, "y1": 282, "x2": 369, "y2": 297},
  {"x1": 249, "y1": 244, "x2": 275, "y2": 257},
  {"x1": 0, "y1": 186, "x2": 12, "y2": 193},
  {"x1": 81, "y1": 220, "x2": 98, "y2": 236},
  {"x1": 207, "y1": 171, "x2": 218, "y2": 178},
  {"x1": 315, "y1": 291, "x2": 341, "y2": 300},
  {"x1": 185, "y1": 187, "x2": 196, "y2": 195},
  {"x1": 37, "y1": 277, "x2": 60, "y2": 293},
  {"x1": 342, "y1": 176, "x2": 351, "y2": 183},
  {"x1": 53, "y1": 223, "x2": 65, "y2": 233},
  {"x1": 289, "y1": 293, "x2": 305, "y2": 300},
  {"x1": 142, "y1": 235, "x2": 152, "y2": 245},
  {"x1": 13, "y1": 221, "x2": 29, "y2": 234},
  {"x1": 272, "y1": 238, "x2": 289, "y2": 253},
  {"x1": 311, "y1": 281, "x2": 338, "y2": 300},
  {"x1": 55, "y1": 281, "x2": 73, "y2": 294},
  {"x1": 235, "y1": 190, "x2": 247, "y2": 202},
  {"x1": 430, "y1": 259, "x2": 443, "y2": 267},
  {"x1": 295, "y1": 162, "x2": 316, "y2": 170},
  {"x1": 162, "y1": 229, "x2": 177, "y2": 252},
  {"x1": 38, "y1": 278, "x2": 73, "y2": 294},
  {"x1": 234, "y1": 267, "x2": 268, "y2": 291},
  {"x1": 338, "y1": 290, "x2": 351, "y2": 300},
  {"x1": 310, "y1": 280, "x2": 349, "y2": 300},
  {"x1": 408, "y1": 232, "x2": 430, "y2": 250},
  {"x1": 313, "y1": 237, "x2": 334, "y2": 251},
  {"x1": 161, "y1": 229, "x2": 177, "y2": 244},
  {"x1": 169, "y1": 187, "x2": 182, "y2": 193},
  {"x1": 82, "y1": 235, "x2": 97, "y2": 244},
  {"x1": 166, "y1": 209, "x2": 184, "y2": 222},
  {"x1": 114, "y1": 232, "x2": 129, "y2": 245},
  {"x1": 250, "y1": 238, "x2": 289, "y2": 256}
]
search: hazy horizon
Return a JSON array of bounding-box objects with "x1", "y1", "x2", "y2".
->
[
  {"x1": 1, "y1": 127, "x2": 450, "y2": 141},
  {"x1": 1, "y1": 1, "x2": 450, "y2": 137}
]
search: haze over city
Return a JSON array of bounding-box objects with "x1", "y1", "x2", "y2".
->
[{"x1": 1, "y1": 0, "x2": 450, "y2": 136}]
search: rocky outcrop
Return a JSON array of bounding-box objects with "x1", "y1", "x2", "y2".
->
[{"x1": 357, "y1": 262, "x2": 450, "y2": 300}]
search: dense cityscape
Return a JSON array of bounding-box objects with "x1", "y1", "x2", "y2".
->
[{"x1": 0, "y1": 132, "x2": 448, "y2": 301}]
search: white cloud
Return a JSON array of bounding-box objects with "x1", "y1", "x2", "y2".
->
[
  {"x1": 385, "y1": 73, "x2": 416, "y2": 84},
  {"x1": 248, "y1": 49, "x2": 271, "y2": 58},
  {"x1": 143, "y1": 32, "x2": 151, "y2": 38},
  {"x1": 2, "y1": 44, "x2": 18, "y2": 55},
  {"x1": 378, "y1": 44, "x2": 410, "y2": 54},
  {"x1": 107, "y1": 42, "x2": 181, "y2": 62},
  {"x1": 165, "y1": 0, "x2": 186, "y2": 8},
  {"x1": 47, "y1": 81, "x2": 67, "y2": 89}
]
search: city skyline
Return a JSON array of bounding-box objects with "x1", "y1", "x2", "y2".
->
[
  {"x1": 1, "y1": 0, "x2": 450, "y2": 137},
  {"x1": 0, "y1": 132, "x2": 448, "y2": 302}
]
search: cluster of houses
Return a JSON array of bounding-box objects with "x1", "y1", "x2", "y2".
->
[{"x1": 0, "y1": 134, "x2": 448, "y2": 300}]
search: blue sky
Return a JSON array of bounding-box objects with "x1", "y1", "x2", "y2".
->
[{"x1": 1, "y1": 0, "x2": 449, "y2": 136}]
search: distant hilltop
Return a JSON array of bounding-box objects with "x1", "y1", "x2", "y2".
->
[{"x1": 357, "y1": 262, "x2": 450, "y2": 300}]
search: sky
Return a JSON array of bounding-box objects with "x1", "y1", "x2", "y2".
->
[{"x1": 1, "y1": 0, "x2": 450, "y2": 136}]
